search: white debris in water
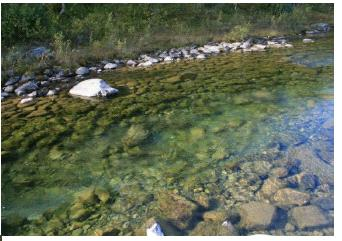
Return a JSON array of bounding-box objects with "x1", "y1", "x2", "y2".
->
[{"x1": 146, "y1": 222, "x2": 164, "y2": 236}]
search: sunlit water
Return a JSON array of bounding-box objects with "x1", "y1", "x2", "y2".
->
[{"x1": 1, "y1": 35, "x2": 333, "y2": 235}]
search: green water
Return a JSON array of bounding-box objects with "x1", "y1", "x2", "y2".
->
[{"x1": 1, "y1": 36, "x2": 333, "y2": 235}]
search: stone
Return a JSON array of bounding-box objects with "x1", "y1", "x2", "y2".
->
[
  {"x1": 203, "y1": 210, "x2": 227, "y2": 222},
  {"x1": 311, "y1": 197, "x2": 334, "y2": 210},
  {"x1": 190, "y1": 221, "x2": 237, "y2": 236},
  {"x1": 126, "y1": 60, "x2": 137, "y2": 67},
  {"x1": 196, "y1": 54, "x2": 206, "y2": 59},
  {"x1": 240, "y1": 160, "x2": 272, "y2": 179},
  {"x1": 311, "y1": 23, "x2": 330, "y2": 32},
  {"x1": 74, "y1": 187, "x2": 96, "y2": 204},
  {"x1": 138, "y1": 61, "x2": 153, "y2": 67},
  {"x1": 69, "y1": 78, "x2": 119, "y2": 97},
  {"x1": 27, "y1": 91, "x2": 37, "y2": 97},
  {"x1": 94, "y1": 188, "x2": 110, "y2": 203},
  {"x1": 4, "y1": 85, "x2": 14, "y2": 93},
  {"x1": 270, "y1": 167, "x2": 288, "y2": 178},
  {"x1": 104, "y1": 63, "x2": 118, "y2": 69},
  {"x1": 156, "y1": 191, "x2": 197, "y2": 229},
  {"x1": 163, "y1": 56, "x2": 174, "y2": 62},
  {"x1": 303, "y1": 39, "x2": 315, "y2": 43},
  {"x1": 240, "y1": 39, "x2": 253, "y2": 49},
  {"x1": 69, "y1": 207, "x2": 92, "y2": 221},
  {"x1": 239, "y1": 202, "x2": 276, "y2": 230},
  {"x1": 290, "y1": 205, "x2": 329, "y2": 230},
  {"x1": 15, "y1": 81, "x2": 38, "y2": 96},
  {"x1": 75, "y1": 67, "x2": 90, "y2": 75},
  {"x1": 20, "y1": 97, "x2": 34, "y2": 104},
  {"x1": 250, "y1": 44, "x2": 266, "y2": 51},
  {"x1": 122, "y1": 125, "x2": 149, "y2": 147},
  {"x1": 287, "y1": 145, "x2": 333, "y2": 185},
  {"x1": 5, "y1": 76, "x2": 19, "y2": 86},
  {"x1": 296, "y1": 172, "x2": 319, "y2": 191},
  {"x1": 259, "y1": 177, "x2": 286, "y2": 198},
  {"x1": 273, "y1": 188, "x2": 310, "y2": 206},
  {"x1": 46, "y1": 90, "x2": 57, "y2": 96},
  {"x1": 21, "y1": 73, "x2": 35, "y2": 82},
  {"x1": 146, "y1": 222, "x2": 164, "y2": 236}
]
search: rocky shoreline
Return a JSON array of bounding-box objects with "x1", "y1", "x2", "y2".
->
[{"x1": 1, "y1": 23, "x2": 331, "y2": 103}]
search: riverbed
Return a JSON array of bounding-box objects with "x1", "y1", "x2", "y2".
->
[{"x1": 1, "y1": 34, "x2": 334, "y2": 235}]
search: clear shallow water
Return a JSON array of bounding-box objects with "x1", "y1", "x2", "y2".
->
[{"x1": 1, "y1": 36, "x2": 333, "y2": 235}]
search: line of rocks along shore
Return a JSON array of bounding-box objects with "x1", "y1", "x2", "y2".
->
[{"x1": 1, "y1": 22, "x2": 331, "y2": 104}]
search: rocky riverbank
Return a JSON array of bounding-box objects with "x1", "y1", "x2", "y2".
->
[{"x1": 1, "y1": 23, "x2": 331, "y2": 104}]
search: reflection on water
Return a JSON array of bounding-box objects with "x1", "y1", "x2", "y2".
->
[{"x1": 1, "y1": 35, "x2": 333, "y2": 235}]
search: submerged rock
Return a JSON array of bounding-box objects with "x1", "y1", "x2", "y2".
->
[
  {"x1": 122, "y1": 125, "x2": 149, "y2": 148},
  {"x1": 156, "y1": 191, "x2": 197, "y2": 229},
  {"x1": 239, "y1": 202, "x2": 276, "y2": 230},
  {"x1": 290, "y1": 205, "x2": 329, "y2": 230},
  {"x1": 190, "y1": 220, "x2": 237, "y2": 236},
  {"x1": 259, "y1": 177, "x2": 286, "y2": 198},
  {"x1": 273, "y1": 188, "x2": 310, "y2": 206},
  {"x1": 69, "y1": 78, "x2": 119, "y2": 97}
]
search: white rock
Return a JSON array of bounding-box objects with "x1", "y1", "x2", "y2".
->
[
  {"x1": 126, "y1": 60, "x2": 137, "y2": 67},
  {"x1": 104, "y1": 63, "x2": 118, "y2": 69},
  {"x1": 190, "y1": 49, "x2": 200, "y2": 55},
  {"x1": 46, "y1": 90, "x2": 56, "y2": 96},
  {"x1": 303, "y1": 38, "x2": 315, "y2": 43},
  {"x1": 69, "y1": 78, "x2": 118, "y2": 97},
  {"x1": 138, "y1": 61, "x2": 154, "y2": 67},
  {"x1": 27, "y1": 91, "x2": 37, "y2": 97},
  {"x1": 146, "y1": 222, "x2": 164, "y2": 236},
  {"x1": 250, "y1": 44, "x2": 267, "y2": 51},
  {"x1": 20, "y1": 97, "x2": 33, "y2": 104},
  {"x1": 196, "y1": 54, "x2": 206, "y2": 59},
  {"x1": 285, "y1": 43, "x2": 294, "y2": 48},
  {"x1": 75, "y1": 67, "x2": 89, "y2": 75},
  {"x1": 164, "y1": 56, "x2": 174, "y2": 62}
]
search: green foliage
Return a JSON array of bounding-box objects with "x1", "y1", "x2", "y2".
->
[{"x1": 1, "y1": 3, "x2": 334, "y2": 72}]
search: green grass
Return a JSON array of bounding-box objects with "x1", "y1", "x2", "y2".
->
[{"x1": 1, "y1": 3, "x2": 334, "y2": 77}]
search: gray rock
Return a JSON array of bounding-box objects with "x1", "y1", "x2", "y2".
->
[
  {"x1": 21, "y1": 74, "x2": 35, "y2": 82},
  {"x1": 4, "y1": 85, "x2": 14, "y2": 93},
  {"x1": 5, "y1": 76, "x2": 20, "y2": 86},
  {"x1": 75, "y1": 67, "x2": 90, "y2": 75},
  {"x1": 240, "y1": 39, "x2": 253, "y2": 49},
  {"x1": 239, "y1": 202, "x2": 276, "y2": 230},
  {"x1": 290, "y1": 205, "x2": 329, "y2": 230},
  {"x1": 15, "y1": 81, "x2": 38, "y2": 96},
  {"x1": 1, "y1": 91, "x2": 9, "y2": 100},
  {"x1": 163, "y1": 56, "x2": 174, "y2": 62},
  {"x1": 69, "y1": 78, "x2": 118, "y2": 97},
  {"x1": 137, "y1": 61, "x2": 154, "y2": 67},
  {"x1": 273, "y1": 188, "x2": 310, "y2": 206},
  {"x1": 311, "y1": 23, "x2": 330, "y2": 32},
  {"x1": 259, "y1": 177, "x2": 286, "y2": 198}
]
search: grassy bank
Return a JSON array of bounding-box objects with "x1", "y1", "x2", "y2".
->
[{"x1": 1, "y1": 3, "x2": 333, "y2": 76}]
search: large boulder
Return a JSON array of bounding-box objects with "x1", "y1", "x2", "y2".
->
[
  {"x1": 290, "y1": 205, "x2": 329, "y2": 230},
  {"x1": 69, "y1": 78, "x2": 118, "y2": 97},
  {"x1": 14, "y1": 81, "x2": 38, "y2": 96},
  {"x1": 238, "y1": 202, "x2": 276, "y2": 230}
]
